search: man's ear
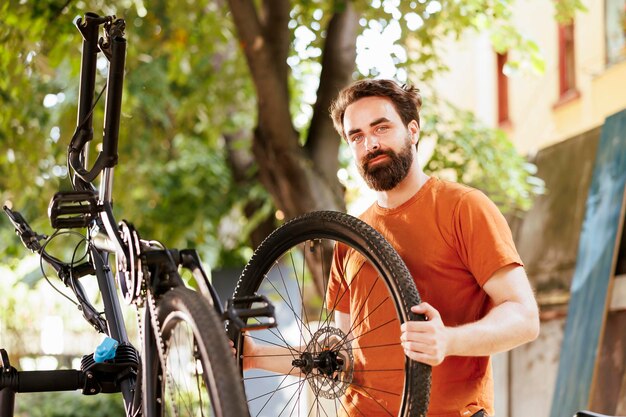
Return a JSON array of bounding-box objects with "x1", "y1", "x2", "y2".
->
[{"x1": 408, "y1": 120, "x2": 420, "y2": 144}]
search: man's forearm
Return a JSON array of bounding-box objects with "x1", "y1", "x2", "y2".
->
[
  {"x1": 446, "y1": 265, "x2": 540, "y2": 357},
  {"x1": 244, "y1": 338, "x2": 305, "y2": 375},
  {"x1": 401, "y1": 265, "x2": 540, "y2": 366},
  {"x1": 446, "y1": 300, "x2": 539, "y2": 357}
]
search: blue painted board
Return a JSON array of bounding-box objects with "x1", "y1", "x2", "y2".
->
[{"x1": 550, "y1": 109, "x2": 626, "y2": 417}]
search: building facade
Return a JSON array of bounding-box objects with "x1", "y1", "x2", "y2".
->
[
  {"x1": 431, "y1": 0, "x2": 626, "y2": 155},
  {"x1": 427, "y1": 1, "x2": 626, "y2": 416}
]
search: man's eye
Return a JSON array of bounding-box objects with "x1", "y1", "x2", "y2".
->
[
  {"x1": 351, "y1": 135, "x2": 363, "y2": 143},
  {"x1": 376, "y1": 126, "x2": 389, "y2": 133}
]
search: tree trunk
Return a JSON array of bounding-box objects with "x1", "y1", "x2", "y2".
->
[
  {"x1": 227, "y1": 0, "x2": 360, "y2": 295},
  {"x1": 224, "y1": 131, "x2": 277, "y2": 248}
]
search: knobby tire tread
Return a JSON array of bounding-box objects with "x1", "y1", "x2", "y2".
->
[
  {"x1": 231, "y1": 210, "x2": 431, "y2": 417},
  {"x1": 156, "y1": 287, "x2": 250, "y2": 417}
]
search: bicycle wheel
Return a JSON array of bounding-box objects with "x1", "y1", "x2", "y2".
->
[
  {"x1": 230, "y1": 211, "x2": 430, "y2": 417},
  {"x1": 145, "y1": 287, "x2": 249, "y2": 417}
]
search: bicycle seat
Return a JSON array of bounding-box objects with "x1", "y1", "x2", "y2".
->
[{"x1": 576, "y1": 411, "x2": 625, "y2": 417}]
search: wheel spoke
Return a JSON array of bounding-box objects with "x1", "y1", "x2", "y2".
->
[
  {"x1": 153, "y1": 288, "x2": 248, "y2": 417},
  {"x1": 272, "y1": 263, "x2": 315, "y2": 340},
  {"x1": 232, "y1": 211, "x2": 430, "y2": 416}
]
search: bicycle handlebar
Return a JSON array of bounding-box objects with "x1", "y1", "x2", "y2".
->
[{"x1": 68, "y1": 14, "x2": 126, "y2": 185}]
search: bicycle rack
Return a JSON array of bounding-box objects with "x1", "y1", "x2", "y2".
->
[
  {"x1": 0, "y1": 345, "x2": 139, "y2": 417},
  {"x1": 1, "y1": 348, "x2": 83, "y2": 417},
  {"x1": 0, "y1": 349, "x2": 16, "y2": 417},
  {"x1": 80, "y1": 343, "x2": 139, "y2": 395}
]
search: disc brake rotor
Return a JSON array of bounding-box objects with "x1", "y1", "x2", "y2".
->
[{"x1": 304, "y1": 326, "x2": 354, "y2": 400}]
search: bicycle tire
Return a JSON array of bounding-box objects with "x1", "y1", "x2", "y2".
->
[
  {"x1": 230, "y1": 211, "x2": 430, "y2": 417},
  {"x1": 146, "y1": 287, "x2": 249, "y2": 417}
]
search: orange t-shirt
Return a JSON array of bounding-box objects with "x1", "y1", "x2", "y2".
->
[{"x1": 326, "y1": 178, "x2": 523, "y2": 417}]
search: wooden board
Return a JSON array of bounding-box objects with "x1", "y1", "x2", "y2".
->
[
  {"x1": 609, "y1": 274, "x2": 626, "y2": 311},
  {"x1": 549, "y1": 109, "x2": 626, "y2": 417},
  {"x1": 589, "y1": 309, "x2": 626, "y2": 413}
]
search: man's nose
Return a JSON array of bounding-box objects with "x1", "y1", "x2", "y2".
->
[{"x1": 365, "y1": 136, "x2": 380, "y2": 152}]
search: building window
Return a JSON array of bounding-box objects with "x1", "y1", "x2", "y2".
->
[
  {"x1": 558, "y1": 22, "x2": 577, "y2": 99},
  {"x1": 496, "y1": 52, "x2": 509, "y2": 125},
  {"x1": 606, "y1": 0, "x2": 626, "y2": 65}
]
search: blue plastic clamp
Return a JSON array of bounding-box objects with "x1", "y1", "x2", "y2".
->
[{"x1": 93, "y1": 337, "x2": 119, "y2": 363}]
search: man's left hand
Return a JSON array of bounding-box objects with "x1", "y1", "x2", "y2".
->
[{"x1": 400, "y1": 302, "x2": 450, "y2": 366}]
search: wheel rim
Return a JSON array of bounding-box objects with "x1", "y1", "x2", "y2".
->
[
  {"x1": 161, "y1": 314, "x2": 218, "y2": 417},
  {"x1": 238, "y1": 237, "x2": 411, "y2": 417}
]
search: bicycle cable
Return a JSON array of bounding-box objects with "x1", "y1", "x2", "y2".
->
[
  {"x1": 38, "y1": 229, "x2": 88, "y2": 306},
  {"x1": 69, "y1": 234, "x2": 105, "y2": 320},
  {"x1": 67, "y1": 80, "x2": 107, "y2": 189}
]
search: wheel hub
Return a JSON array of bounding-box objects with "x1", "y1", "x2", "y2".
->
[{"x1": 292, "y1": 326, "x2": 354, "y2": 399}]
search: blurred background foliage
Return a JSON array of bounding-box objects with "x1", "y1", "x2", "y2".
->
[
  {"x1": 14, "y1": 391, "x2": 126, "y2": 416},
  {"x1": 1, "y1": 0, "x2": 259, "y2": 267},
  {"x1": 0, "y1": 0, "x2": 583, "y2": 270},
  {"x1": 0, "y1": 2, "x2": 584, "y2": 405}
]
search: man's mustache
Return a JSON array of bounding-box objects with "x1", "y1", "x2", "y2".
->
[{"x1": 362, "y1": 149, "x2": 394, "y2": 167}]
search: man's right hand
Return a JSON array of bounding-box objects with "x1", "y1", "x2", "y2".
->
[{"x1": 229, "y1": 332, "x2": 257, "y2": 370}]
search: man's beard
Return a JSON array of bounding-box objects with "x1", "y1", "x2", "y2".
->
[{"x1": 358, "y1": 138, "x2": 414, "y2": 191}]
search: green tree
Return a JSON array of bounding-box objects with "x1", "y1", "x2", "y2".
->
[
  {"x1": 0, "y1": 0, "x2": 265, "y2": 267},
  {"x1": 0, "y1": 0, "x2": 583, "y2": 275},
  {"x1": 222, "y1": 0, "x2": 581, "y2": 289}
]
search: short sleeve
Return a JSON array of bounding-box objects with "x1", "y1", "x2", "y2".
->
[
  {"x1": 325, "y1": 243, "x2": 351, "y2": 313},
  {"x1": 452, "y1": 190, "x2": 523, "y2": 286}
]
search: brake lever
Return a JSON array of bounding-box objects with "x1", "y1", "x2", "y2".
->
[{"x1": 3, "y1": 205, "x2": 48, "y2": 252}]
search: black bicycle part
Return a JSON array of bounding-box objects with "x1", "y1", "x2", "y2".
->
[
  {"x1": 230, "y1": 211, "x2": 431, "y2": 417},
  {"x1": 3, "y1": 206, "x2": 47, "y2": 252},
  {"x1": 0, "y1": 345, "x2": 138, "y2": 416},
  {"x1": 0, "y1": 368, "x2": 83, "y2": 393},
  {"x1": 143, "y1": 287, "x2": 250, "y2": 417},
  {"x1": 0, "y1": 350, "x2": 16, "y2": 417},
  {"x1": 180, "y1": 248, "x2": 225, "y2": 312},
  {"x1": 80, "y1": 343, "x2": 140, "y2": 395},
  {"x1": 116, "y1": 220, "x2": 144, "y2": 304},
  {"x1": 73, "y1": 13, "x2": 101, "y2": 156},
  {"x1": 89, "y1": 247, "x2": 138, "y2": 411},
  {"x1": 225, "y1": 294, "x2": 277, "y2": 332},
  {"x1": 4, "y1": 206, "x2": 82, "y2": 274},
  {"x1": 3, "y1": 10, "x2": 253, "y2": 417},
  {"x1": 69, "y1": 13, "x2": 125, "y2": 184},
  {"x1": 113, "y1": 226, "x2": 224, "y2": 308},
  {"x1": 48, "y1": 190, "x2": 100, "y2": 229},
  {"x1": 3, "y1": 206, "x2": 107, "y2": 333},
  {"x1": 141, "y1": 246, "x2": 228, "y2": 304}
]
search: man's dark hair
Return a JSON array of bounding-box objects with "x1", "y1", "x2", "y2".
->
[{"x1": 330, "y1": 79, "x2": 422, "y2": 140}]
